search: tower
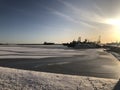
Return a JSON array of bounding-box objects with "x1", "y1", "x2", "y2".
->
[
  {"x1": 97, "y1": 35, "x2": 101, "y2": 44},
  {"x1": 78, "y1": 36, "x2": 81, "y2": 42}
]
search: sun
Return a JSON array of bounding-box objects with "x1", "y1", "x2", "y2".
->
[
  {"x1": 105, "y1": 18, "x2": 120, "y2": 40},
  {"x1": 105, "y1": 18, "x2": 120, "y2": 27}
]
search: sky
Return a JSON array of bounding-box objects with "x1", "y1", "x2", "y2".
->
[{"x1": 0, "y1": 0, "x2": 120, "y2": 44}]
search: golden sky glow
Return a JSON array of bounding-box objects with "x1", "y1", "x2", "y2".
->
[{"x1": 104, "y1": 18, "x2": 120, "y2": 42}]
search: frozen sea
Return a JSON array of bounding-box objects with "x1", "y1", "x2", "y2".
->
[{"x1": 0, "y1": 45, "x2": 120, "y2": 79}]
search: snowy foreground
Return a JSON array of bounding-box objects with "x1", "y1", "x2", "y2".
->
[{"x1": 0, "y1": 66, "x2": 119, "y2": 90}]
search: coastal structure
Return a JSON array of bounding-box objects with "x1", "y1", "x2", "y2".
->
[{"x1": 63, "y1": 37, "x2": 101, "y2": 49}]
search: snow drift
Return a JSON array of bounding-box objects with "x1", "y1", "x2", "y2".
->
[{"x1": 0, "y1": 66, "x2": 119, "y2": 90}]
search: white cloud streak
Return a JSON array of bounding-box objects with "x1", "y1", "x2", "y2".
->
[
  {"x1": 57, "y1": 0, "x2": 107, "y2": 27},
  {"x1": 45, "y1": 5, "x2": 95, "y2": 28}
]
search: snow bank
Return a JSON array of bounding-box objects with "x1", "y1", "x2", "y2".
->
[{"x1": 0, "y1": 67, "x2": 119, "y2": 90}]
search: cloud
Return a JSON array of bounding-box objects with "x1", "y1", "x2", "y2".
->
[
  {"x1": 44, "y1": 4, "x2": 95, "y2": 28},
  {"x1": 57, "y1": 0, "x2": 108, "y2": 28},
  {"x1": 52, "y1": 9, "x2": 79, "y2": 24}
]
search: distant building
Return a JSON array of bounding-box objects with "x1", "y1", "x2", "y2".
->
[{"x1": 43, "y1": 42, "x2": 55, "y2": 45}]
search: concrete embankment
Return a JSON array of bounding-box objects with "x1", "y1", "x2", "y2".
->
[
  {"x1": 105, "y1": 45, "x2": 120, "y2": 53},
  {"x1": 105, "y1": 45, "x2": 120, "y2": 61}
]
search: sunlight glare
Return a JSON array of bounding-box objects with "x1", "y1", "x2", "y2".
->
[
  {"x1": 105, "y1": 18, "x2": 120, "y2": 27},
  {"x1": 105, "y1": 18, "x2": 120, "y2": 40}
]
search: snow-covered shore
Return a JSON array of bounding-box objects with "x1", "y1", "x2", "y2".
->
[{"x1": 0, "y1": 66, "x2": 119, "y2": 90}]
